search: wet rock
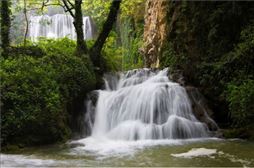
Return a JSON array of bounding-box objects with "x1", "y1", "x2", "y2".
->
[
  {"x1": 68, "y1": 142, "x2": 85, "y2": 148},
  {"x1": 168, "y1": 70, "x2": 185, "y2": 86},
  {"x1": 185, "y1": 86, "x2": 218, "y2": 131}
]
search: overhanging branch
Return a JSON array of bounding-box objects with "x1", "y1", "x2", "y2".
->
[{"x1": 62, "y1": 0, "x2": 75, "y2": 17}]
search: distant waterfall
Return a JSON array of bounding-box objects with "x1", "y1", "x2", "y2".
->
[
  {"x1": 85, "y1": 68, "x2": 214, "y2": 140},
  {"x1": 28, "y1": 14, "x2": 96, "y2": 41}
]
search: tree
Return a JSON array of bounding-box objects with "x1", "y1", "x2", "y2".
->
[
  {"x1": 23, "y1": 0, "x2": 29, "y2": 46},
  {"x1": 62, "y1": 0, "x2": 88, "y2": 54},
  {"x1": 90, "y1": 0, "x2": 122, "y2": 67},
  {"x1": 1, "y1": 0, "x2": 11, "y2": 53}
]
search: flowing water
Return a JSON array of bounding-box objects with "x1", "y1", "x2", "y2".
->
[
  {"x1": 28, "y1": 14, "x2": 96, "y2": 41},
  {"x1": 1, "y1": 139, "x2": 254, "y2": 167},
  {"x1": 1, "y1": 69, "x2": 253, "y2": 167},
  {"x1": 84, "y1": 68, "x2": 214, "y2": 140}
]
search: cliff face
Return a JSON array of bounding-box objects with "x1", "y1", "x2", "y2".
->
[
  {"x1": 142, "y1": 0, "x2": 169, "y2": 67},
  {"x1": 143, "y1": 1, "x2": 254, "y2": 135}
]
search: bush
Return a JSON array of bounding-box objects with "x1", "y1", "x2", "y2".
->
[
  {"x1": 0, "y1": 56, "x2": 68, "y2": 145},
  {"x1": 38, "y1": 38, "x2": 96, "y2": 101},
  {"x1": 0, "y1": 39, "x2": 96, "y2": 146},
  {"x1": 226, "y1": 80, "x2": 254, "y2": 127}
]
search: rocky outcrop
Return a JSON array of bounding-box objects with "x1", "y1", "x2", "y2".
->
[
  {"x1": 142, "y1": 0, "x2": 169, "y2": 67},
  {"x1": 169, "y1": 73, "x2": 218, "y2": 132},
  {"x1": 185, "y1": 86, "x2": 218, "y2": 131}
]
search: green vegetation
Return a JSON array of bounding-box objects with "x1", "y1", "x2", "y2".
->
[
  {"x1": 83, "y1": 0, "x2": 145, "y2": 71},
  {"x1": 226, "y1": 80, "x2": 254, "y2": 127},
  {"x1": 101, "y1": 33, "x2": 122, "y2": 71},
  {"x1": 0, "y1": 0, "x2": 146, "y2": 148},
  {"x1": 160, "y1": 2, "x2": 254, "y2": 137},
  {"x1": 1, "y1": 39, "x2": 96, "y2": 146},
  {"x1": 120, "y1": 17, "x2": 144, "y2": 70},
  {"x1": 1, "y1": 0, "x2": 11, "y2": 51},
  {"x1": 1, "y1": 0, "x2": 254, "y2": 149}
]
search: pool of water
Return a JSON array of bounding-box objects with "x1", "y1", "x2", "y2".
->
[{"x1": 1, "y1": 138, "x2": 254, "y2": 167}]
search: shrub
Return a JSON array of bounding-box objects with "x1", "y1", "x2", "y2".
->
[
  {"x1": 226, "y1": 80, "x2": 254, "y2": 127},
  {"x1": 0, "y1": 39, "x2": 96, "y2": 146},
  {"x1": 38, "y1": 38, "x2": 96, "y2": 102},
  {"x1": 0, "y1": 56, "x2": 69, "y2": 145}
]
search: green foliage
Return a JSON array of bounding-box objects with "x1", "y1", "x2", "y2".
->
[
  {"x1": 82, "y1": 0, "x2": 145, "y2": 71},
  {"x1": 101, "y1": 32, "x2": 122, "y2": 71},
  {"x1": 0, "y1": 38, "x2": 96, "y2": 146},
  {"x1": 0, "y1": 56, "x2": 68, "y2": 145},
  {"x1": 82, "y1": 0, "x2": 111, "y2": 31},
  {"x1": 120, "y1": 0, "x2": 145, "y2": 20},
  {"x1": 120, "y1": 18, "x2": 143, "y2": 70},
  {"x1": 121, "y1": 37, "x2": 143, "y2": 70},
  {"x1": 226, "y1": 80, "x2": 254, "y2": 127},
  {"x1": 1, "y1": 0, "x2": 11, "y2": 50},
  {"x1": 160, "y1": 1, "x2": 254, "y2": 128},
  {"x1": 82, "y1": 0, "x2": 145, "y2": 31},
  {"x1": 160, "y1": 42, "x2": 182, "y2": 70},
  {"x1": 36, "y1": 38, "x2": 76, "y2": 57}
]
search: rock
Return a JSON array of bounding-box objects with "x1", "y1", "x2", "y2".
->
[
  {"x1": 185, "y1": 86, "x2": 218, "y2": 131},
  {"x1": 167, "y1": 69, "x2": 218, "y2": 132},
  {"x1": 168, "y1": 70, "x2": 186, "y2": 86},
  {"x1": 68, "y1": 142, "x2": 85, "y2": 148}
]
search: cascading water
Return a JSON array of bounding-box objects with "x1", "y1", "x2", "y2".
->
[
  {"x1": 28, "y1": 14, "x2": 96, "y2": 41},
  {"x1": 70, "y1": 68, "x2": 218, "y2": 155},
  {"x1": 84, "y1": 68, "x2": 215, "y2": 141}
]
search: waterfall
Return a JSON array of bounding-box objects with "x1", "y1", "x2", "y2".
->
[
  {"x1": 84, "y1": 68, "x2": 215, "y2": 141},
  {"x1": 28, "y1": 14, "x2": 96, "y2": 41}
]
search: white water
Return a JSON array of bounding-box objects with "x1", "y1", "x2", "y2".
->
[
  {"x1": 171, "y1": 148, "x2": 217, "y2": 158},
  {"x1": 28, "y1": 14, "x2": 96, "y2": 41},
  {"x1": 0, "y1": 154, "x2": 57, "y2": 167},
  {"x1": 71, "y1": 68, "x2": 216, "y2": 155},
  {"x1": 90, "y1": 68, "x2": 210, "y2": 140}
]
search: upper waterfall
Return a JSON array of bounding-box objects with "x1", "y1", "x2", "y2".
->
[
  {"x1": 84, "y1": 68, "x2": 216, "y2": 141},
  {"x1": 28, "y1": 14, "x2": 96, "y2": 41}
]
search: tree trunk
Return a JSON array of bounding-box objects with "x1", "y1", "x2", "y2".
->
[
  {"x1": 1, "y1": 0, "x2": 11, "y2": 53},
  {"x1": 90, "y1": 0, "x2": 122, "y2": 67},
  {"x1": 23, "y1": 0, "x2": 29, "y2": 46},
  {"x1": 73, "y1": 0, "x2": 88, "y2": 55}
]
